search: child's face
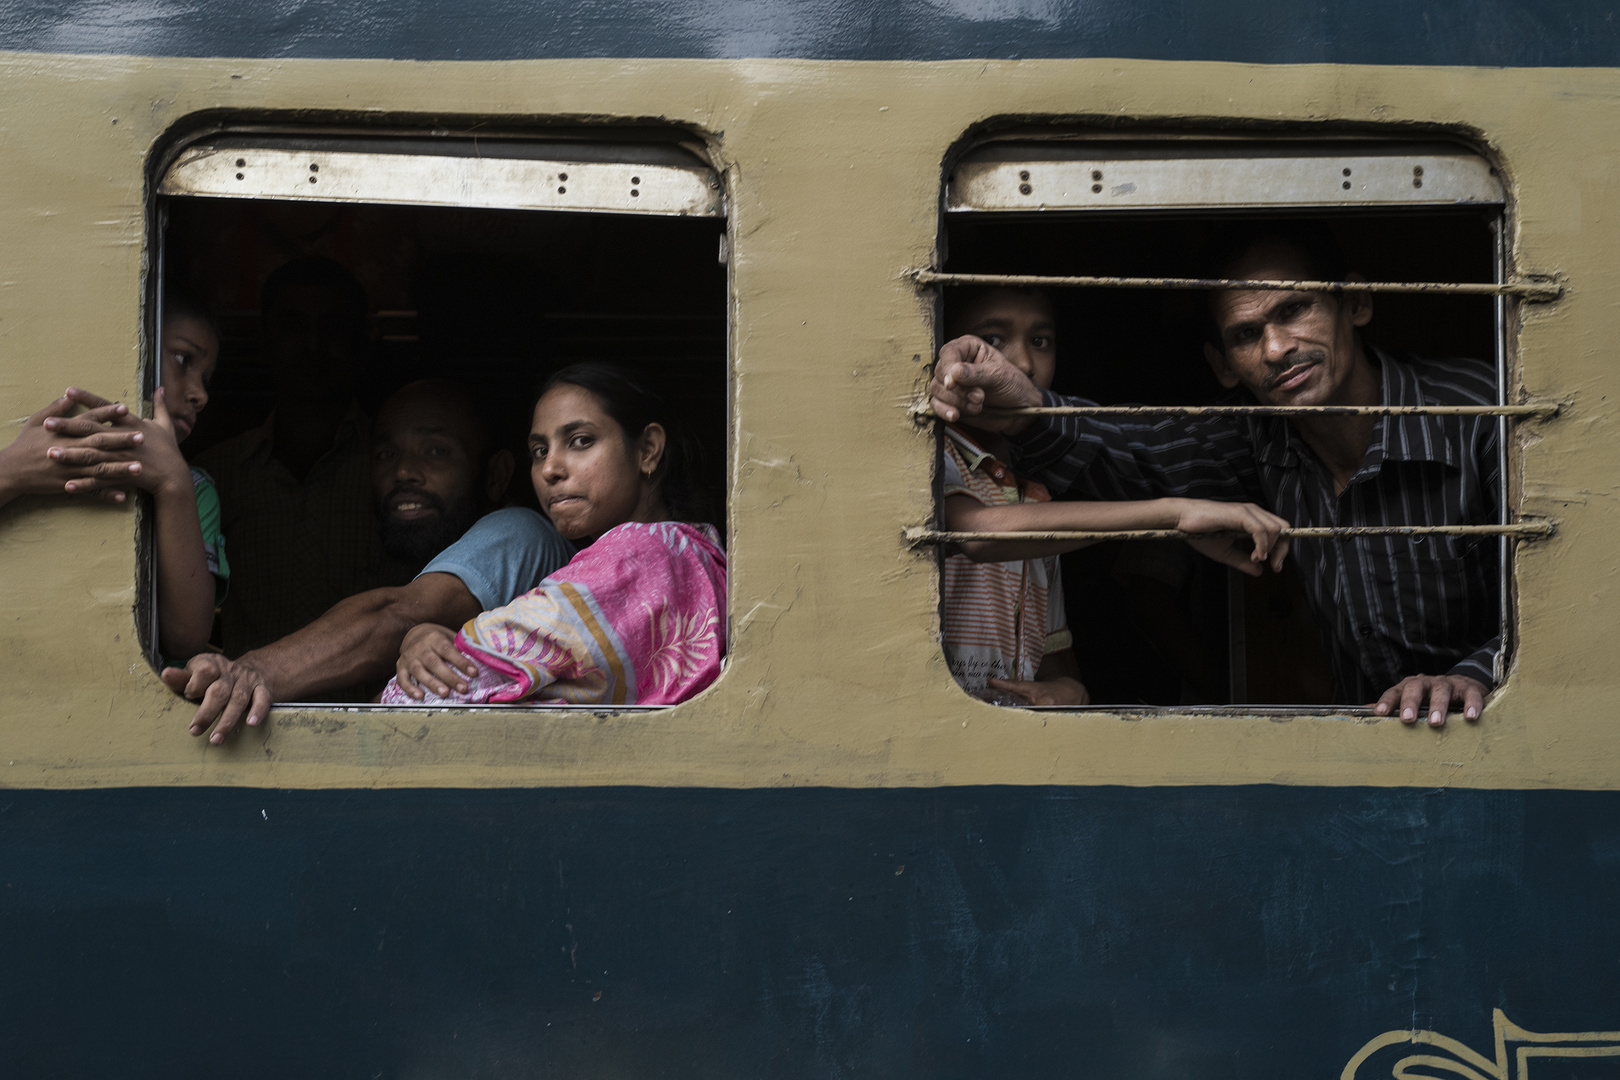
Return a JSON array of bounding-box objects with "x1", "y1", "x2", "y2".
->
[
  {"x1": 159, "y1": 314, "x2": 219, "y2": 443},
  {"x1": 528, "y1": 384, "x2": 658, "y2": 542},
  {"x1": 950, "y1": 289, "x2": 1057, "y2": 390}
]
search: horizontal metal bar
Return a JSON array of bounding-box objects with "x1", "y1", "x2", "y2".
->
[
  {"x1": 909, "y1": 401, "x2": 1562, "y2": 422},
  {"x1": 981, "y1": 403, "x2": 1561, "y2": 418},
  {"x1": 911, "y1": 269, "x2": 1563, "y2": 302},
  {"x1": 905, "y1": 522, "x2": 1553, "y2": 544}
]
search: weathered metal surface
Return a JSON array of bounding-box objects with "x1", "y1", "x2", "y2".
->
[
  {"x1": 911, "y1": 269, "x2": 1564, "y2": 300},
  {"x1": 161, "y1": 145, "x2": 723, "y2": 217},
  {"x1": 949, "y1": 142, "x2": 1504, "y2": 211}
]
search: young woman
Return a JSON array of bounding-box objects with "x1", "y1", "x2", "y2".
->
[
  {"x1": 0, "y1": 298, "x2": 227, "y2": 661},
  {"x1": 382, "y1": 362, "x2": 726, "y2": 707}
]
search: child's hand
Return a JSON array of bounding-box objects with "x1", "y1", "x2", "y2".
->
[
  {"x1": 45, "y1": 387, "x2": 190, "y2": 499},
  {"x1": 1171, "y1": 499, "x2": 1291, "y2": 576},
  {"x1": 987, "y1": 676, "x2": 1091, "y2": 706},
  {"x1": 395, "y1": 623, "x2": 478, "y2": 700}
]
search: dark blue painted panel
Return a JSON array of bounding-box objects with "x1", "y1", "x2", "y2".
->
[
  {"x1": 1, "y1": 785, "x2": 1618, "y2": 1076},
  {"x1": 2, "y1": 0, "x2": 1619, "y2": 66}
]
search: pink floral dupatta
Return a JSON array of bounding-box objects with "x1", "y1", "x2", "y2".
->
[{"x1": 381, "y1": 521, "x2": 726, "y2": 706}]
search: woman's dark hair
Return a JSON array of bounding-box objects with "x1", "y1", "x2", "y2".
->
[{"x1": 537, "y1": 361, "x2": 708, "y2": 523}]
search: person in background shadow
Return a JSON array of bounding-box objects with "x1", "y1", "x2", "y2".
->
[{"x1": 197, "y1": 255, "x2": 417, "y2": 656}]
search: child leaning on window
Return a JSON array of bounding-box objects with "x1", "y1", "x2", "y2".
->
[
  {"x1": 0, "y1": 298, "x2": 227, "y2": 662},
  {"x1": 939, "y1": 287, "x2": 1291, "y2": 707}
]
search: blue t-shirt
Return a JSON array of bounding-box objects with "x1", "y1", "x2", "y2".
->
[{"x1": 418, "y1": 507, "x2": 574, "y2": 610}]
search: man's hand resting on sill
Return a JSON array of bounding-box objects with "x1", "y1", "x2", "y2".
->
[{"x1": 163, "y1": 655, "x2": 274, "y2": 745}]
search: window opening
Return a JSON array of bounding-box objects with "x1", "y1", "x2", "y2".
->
[
  {"x1": 918, "y1": 137, "x2": 1558, "y2": 710},
  {"x1": 149, "y1": 130, "x2": 728, "y2": 709}
]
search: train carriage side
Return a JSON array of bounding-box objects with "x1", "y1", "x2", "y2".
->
[{"x1": 2, "y1": 2, "x2": 1620, "y2": 1075}]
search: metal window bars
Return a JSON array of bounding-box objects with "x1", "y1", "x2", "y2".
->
[
  {"x1": 907, "y1": 266, "x2": 1563, "y2": 548},
  {"x1": 913, "y1": 403, "x2": 1560, "y2": 420},
  {"x1": 905, "y1": 523, "x2": 1554, "y2": 547},
  {"x1": 909, "y1": 269, "x2": 1564, "y2": 300}
]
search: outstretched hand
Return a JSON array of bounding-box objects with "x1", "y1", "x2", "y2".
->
[
  {"x1": 163, "y1": 654, "x2": 274, "y2": 745},
  {"x1": 1373, "y1": 673, "x2": 1488, "y2": 728},
  {"x1": 1172, "y1": 499, "x2": 1292, "y2": 576},
  {"x1": 927, "y1": 335, "x2": 1044, "y2": 433}
]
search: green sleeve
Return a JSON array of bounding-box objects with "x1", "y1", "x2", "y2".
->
[{"x1": 190, "y1": 467, "x2": 230, "y2": 600}]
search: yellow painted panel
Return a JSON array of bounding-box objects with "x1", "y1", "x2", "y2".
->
[{"x1": 0, "y1": 53, "x2": 1616, "y2": 790}]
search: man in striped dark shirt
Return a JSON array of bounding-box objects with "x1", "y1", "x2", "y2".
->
[{"x1": 928, "y1": 224, "x2": 1500, "y2": 727}]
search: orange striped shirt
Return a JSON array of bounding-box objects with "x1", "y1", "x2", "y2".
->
[{"x1": 940, "y1": 427, "x2": 1072, "y2": 696}]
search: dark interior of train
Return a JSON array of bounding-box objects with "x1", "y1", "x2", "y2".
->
[
  {"x1": 941, "y1": 208, "x2": 1500, "y2": 706},
  {"x1": 158, "y1": 190, "x2": 1498, "y2": 708},
  {"x1": 162, "y1": 196, "x2": 728, "y2": 520}
]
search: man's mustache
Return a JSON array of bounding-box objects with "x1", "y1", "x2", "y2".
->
[
  {"x1": 379, "y1": 485, "x2": 447, "y2": 517},
  {"x1": 1261, "y1": 348, "x2": 1329, "y2": 390}
]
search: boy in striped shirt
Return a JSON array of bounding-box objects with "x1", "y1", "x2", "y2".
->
[{"x1": 940, "y1": 287, "x2": 1292, "y2": 705}]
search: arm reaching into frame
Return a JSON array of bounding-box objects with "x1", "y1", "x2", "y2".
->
[
  {"x1": 1, "y1": 387, "x2": 214, "y2": 658},
  {"x1": 943, "y1": 493, "x2": 1291, "y2": 576},
  {"x1": 0, "y1": 389, "x2": 144, "y2": 506},
  {"x1": 48, "y1": 388, "x2": 214, "y2": 659},
  {"x1": 163, "y1": 571, "x2": 485, "y2": 744},
  {"x1": 926, "y1": 335, "x2": 1045, "y2": 433}
]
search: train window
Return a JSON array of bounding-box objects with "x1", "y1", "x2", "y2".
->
[
  {"x1": 149, "y1": 128, "x2": 728, "y2": 708},
  {"x1": 921, "y1": 135, "x2": 1554, "y2": 711}
]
